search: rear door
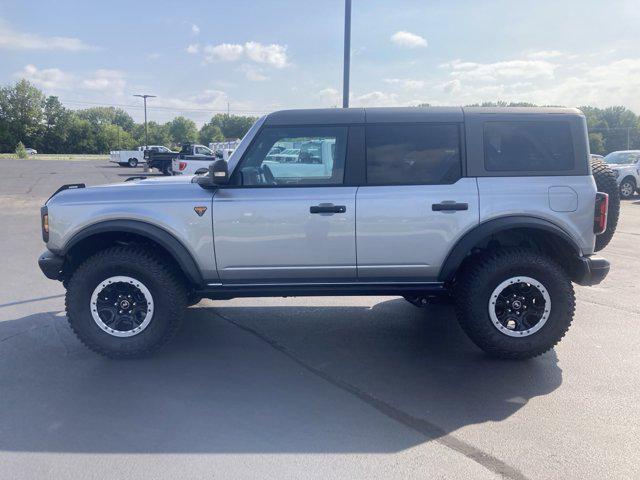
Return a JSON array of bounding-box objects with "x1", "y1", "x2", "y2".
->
[
  {"x1": 356, "y1": 123, "x2": 479, "y2": 281},
  {"x1": 212, "y1": 125, "x2": 357, "y2": 283}
]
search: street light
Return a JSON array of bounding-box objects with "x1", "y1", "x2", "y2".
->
[
  {"x1": 342, "y1": 0, "x2": 351, "y2": 108},
  {"x1": 133, "y1": 94, "x2": 156, "y2": 149}
]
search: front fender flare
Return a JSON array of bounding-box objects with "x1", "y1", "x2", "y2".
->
[{"x1": 62, "y1": 219, "x2": 204, "y2": 286}]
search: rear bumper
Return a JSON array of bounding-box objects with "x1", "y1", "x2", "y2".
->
[
  {"x1": 38, "y1": 250, "x2": 65, "y2": 281},
  {"x1": 574, "y1": 255, "x2": 610, "y2": 286}
]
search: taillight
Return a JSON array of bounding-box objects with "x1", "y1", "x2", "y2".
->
[
  {"x1": 594, "y1": 192, "x2": 608, "y2": 235},
  {"x1": 179, "y1": 161, "x2": 187, "y2": 171}
]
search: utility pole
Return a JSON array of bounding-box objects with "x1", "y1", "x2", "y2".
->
[
  {"x1": 342, "y1": 0, "x2": 351, "y2": 108},
  {"x1": 134, "y1": 94, "x2": 156, "y2": 172},
  {"x1": 134, "y1": 94, "x2": 156, "y2": 149},
  {"x1": 627, "y1": 127, "x2": 631, "y2": 150}
]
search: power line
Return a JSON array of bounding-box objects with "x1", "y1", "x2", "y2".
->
[{"x1": 58, "y1": 98, "x2": 270, "y2": 115}]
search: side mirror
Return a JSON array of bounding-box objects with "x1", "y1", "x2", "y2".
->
[{"x1": 196, "y1": 159, "x2": 229, "y2": 189}]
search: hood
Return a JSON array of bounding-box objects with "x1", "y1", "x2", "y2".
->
[{"x1": 46, "y1": 175, "x2": 202, "y2": 206}]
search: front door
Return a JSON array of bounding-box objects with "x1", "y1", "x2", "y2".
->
[{"x1": 212, "y1": 125, "x2": 357, "y2": 283}]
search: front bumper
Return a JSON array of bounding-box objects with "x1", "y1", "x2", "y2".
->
[
  {"x1": 38, "y1": 250, "x2": 65, "y2": 280},
  {"x1": 574, "y1": 255, "x2": 610, "y2": 286}
]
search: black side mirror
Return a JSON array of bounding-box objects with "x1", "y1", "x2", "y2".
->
[{"x1": 196, "y1": 159, "x2": 229, "y2": 189}]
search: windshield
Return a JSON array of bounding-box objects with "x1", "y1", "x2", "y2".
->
[{"x1": 604, "y1": 151, "x2": 640, "y2": 165}]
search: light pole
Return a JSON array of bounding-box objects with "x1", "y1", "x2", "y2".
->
[
  {"x1": 342, "y1": 0, "x2": 351, "y2": 108},
  {"x1": 133, "y1": 94, "x2": 156, "y2": 149}
]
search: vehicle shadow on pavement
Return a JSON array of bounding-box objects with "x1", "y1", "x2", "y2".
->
[{"x1": 0, "y1": 298, "x2": 562, "y2": 454}]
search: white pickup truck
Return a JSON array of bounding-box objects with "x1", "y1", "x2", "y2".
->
[{"x1": 109, "y1": 146, "x2": 172, "y2": 168}]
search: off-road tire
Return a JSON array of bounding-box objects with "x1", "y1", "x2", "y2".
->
[
  {"x1": 65, "y1": 246, "x2": 187, "y2": 358},
  {"x1": 454, "y1": 248, "x2": 575, "y2": 360},
  {"x1": 590, "y1": 158, "x2": 620, "y2": 251}
]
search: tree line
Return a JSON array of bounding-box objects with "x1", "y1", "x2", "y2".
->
[
  {"x1": 0, "y1": 79, "x2": 257, "y2": 154},
  {"x1": 2, "y1": 79, "x2": 640, "y2": 155}
]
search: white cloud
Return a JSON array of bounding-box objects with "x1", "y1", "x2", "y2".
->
[
  {"x1": 442, "y1": 79, "x2": 461, "y2": 94},
  {"x1": 352, "y1": 91, "x2": 400, "y2": 107},
  {"x1": 186, "y1": 44, "x2": 199, "y2": 54},
  {"x1": 317, "y1": 87, "x2": 340, "y2": 105},
  {"x1": 0, "y1": 21, "x2": 96, "y2": 51},
  {"x1": 527, "y1": 50, "x2": 563, "y2": 59},
  {"x1": 15, "y1": 65, "x2": 126, "y2": 95},
  {"x1": 147, "y1": 52, "x2": 161, "y2": 60},
  {"x1": 244, "y1": 41, "x2": 288, "y2": 68},
  {"x1": 191, "y1": 23, "x2": 200, "y2": 35},
  {"x1": 383, "y1": 78, "x2": 426, "y2": 90},
  {"x1": 390, "y1": 31, "x2": 427, "y2": 48},
  {"x1": 238, "y1": 64, "x2": 269, "y2": 82},
  {"x1": 15, "y1": 64, "x2": 75, "y2": 90},
  {"x1": 81, "y1": 69, "x2": 127, "y2": 95},
  {"x1": 203, "y1": 43, "x2": 244, "y2": 62},
  {"x1": 196, "y1": 41, "x2": 289, "y2": 68},
  {"x1": 442, "y1": 58, "x2": 557, "y2": 82}
]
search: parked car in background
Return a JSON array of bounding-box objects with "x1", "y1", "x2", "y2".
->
[
  {"x1": 25, "y1": 148, "x2": 37, "y2": 155},
  {"x1": 145, "y1": 143, "x2": 214, "y2": 175},
  {"x1": 604, "y1": 150, "x2": 640, "y2": 199},
  {"x1": 110, "y1": 146, "x2": 171, "y2": 168},
  {"x1": 171, "y1": 144, "x2": 222, "y2": 176}
]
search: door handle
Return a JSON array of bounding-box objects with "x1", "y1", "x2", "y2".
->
[
  {"x1": 432, "y1": 201, "x2": 468, "y2": 212},
  {"x1": 310, "y1": 204, "x2": 347, "y2": 214}
]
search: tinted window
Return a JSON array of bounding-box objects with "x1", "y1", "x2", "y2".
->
[
  {"x1": 484, "y1": 122, "x2": 574, "y2": 172},
  {"x1": 366, "y1": 124, "x2": 461, "y2": 185},
  {"x1": 237, "y1": 126, "x2": 347, "y2": 186}
]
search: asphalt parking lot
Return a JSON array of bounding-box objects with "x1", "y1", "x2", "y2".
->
[{"x1": 0, "y1": 158, "x2": 638, "y2": 479}]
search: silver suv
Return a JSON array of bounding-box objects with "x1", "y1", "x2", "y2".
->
[{"x1": 38, "y1": 107, "x2": 611, "y2": 360}]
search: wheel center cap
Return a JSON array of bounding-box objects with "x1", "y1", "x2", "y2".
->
[
  {"x1": 120, "y1": 300, "x2": 130, "y2": 310},
  {"x1": 512, "y1": 300, "x2": 522, "y2": 310}
]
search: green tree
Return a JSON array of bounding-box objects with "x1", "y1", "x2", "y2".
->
[
  {"x1": 41, "y1": 96, "x2": 72, "y2": 153},
  {"x1": 0, "y1": 79, "x2": 44, "y2": 151},
  {"x1": 167, "y1": 116, "x2": 198, "y2": 145},
  {"x1": 133, "y1": 121, "x2": 171, "y2": 147},
  {"x1": 15, "y1": 141, "x2": 28, "y2": 159},
  {"x1": 207, "y1": 113, "x2": 257, "y2": 139},
  {"x1": 589, "y1": 132, "x2": 605, "y2": 155},
  {"x1": 199, "y1": 122, "x2": 224, "y2": 144},
  {"x1": 77, "y1": 106, "x2": 135, "y2": 132}
]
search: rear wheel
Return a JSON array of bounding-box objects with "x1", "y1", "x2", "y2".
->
[
  {"x1": 454, "y1": 248, "x2": 574, "y2": 360},
  {"x1": 66, "y1": 246, "x2": 187, "y2": 358},
  {"x1": 127, "y1": 157, "x2": 138, "y2": 168},
  {"x1": 590, "y1": 158, "x2": 620, "y2": 251}
]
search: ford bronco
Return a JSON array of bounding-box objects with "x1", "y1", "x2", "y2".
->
[{"x1": 38, "y1": 107, "x2": 611, "y2": 359}]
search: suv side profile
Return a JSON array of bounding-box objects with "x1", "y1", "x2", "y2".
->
[{"x1": 38, "y1": 107, "x2": 610, "y2": 360}]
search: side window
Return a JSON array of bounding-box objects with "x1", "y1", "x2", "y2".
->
[
  {"x1": 195, "y1": 146, "x2": 211, "y2": 155},
  {"x1": 484, "y1": 122, "x2": 574, "y2": 172},
  {"x1": 236, "y1": 126, "x2": 348, "y2": 186},
  {"x1": 366, "y1": 124, "x2": 461, "y2": 185}
]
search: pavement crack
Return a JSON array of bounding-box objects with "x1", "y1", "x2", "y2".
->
[{"x1": 215, "y1": 311, "x2": 529, "y2": 480}]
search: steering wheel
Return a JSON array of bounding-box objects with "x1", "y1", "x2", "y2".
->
[{"x1": 261, "y1": 163, "x2": 277, "y2": 185}]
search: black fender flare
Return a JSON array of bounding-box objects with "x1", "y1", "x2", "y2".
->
[
  {"x1": 438, "y1": 216, "x2": 582, "y2": 282},
  {"x1": 62, "y1": 220, "x2": 204, "y2": 286}
]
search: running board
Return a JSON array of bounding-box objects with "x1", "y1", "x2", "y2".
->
[{"x1": 196, "y1": 281, "x2": 447, "y2": 299}]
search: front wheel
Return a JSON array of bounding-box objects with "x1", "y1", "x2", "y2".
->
[
  {"x1": 65, "y1": 246, "x2": 187, "y2": 358},
  {"x1": 620, "y1": 178, "x2": 636, "y2": 199},
  {"x1": 454, "y1": 248, "x2": 575, "y2": 360},
  {"x1": 127, "y1": 158, "x2": 138, "y2": 168}
]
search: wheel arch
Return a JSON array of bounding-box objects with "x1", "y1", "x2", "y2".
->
[
  {"x1": 62, "y1": 220, "x2": 203, "y2": 287},
  {"x1": 439, "y1": 216, "x2": 582, "y2": 282}
]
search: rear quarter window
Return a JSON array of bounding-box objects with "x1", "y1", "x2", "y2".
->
[{"x1": 484, "y1": 121, "x2": 574, "y2": 172}]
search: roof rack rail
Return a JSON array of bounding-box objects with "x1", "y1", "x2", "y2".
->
[{"x1": 124, "y1": 176, "x2": 147, "y2": 182}]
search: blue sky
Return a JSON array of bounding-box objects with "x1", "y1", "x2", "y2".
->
[{"x1": 1, "y1": 0, "x2": 639, "y2": 124}]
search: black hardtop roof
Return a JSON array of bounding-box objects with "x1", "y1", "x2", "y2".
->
[{"x1": 264, "y1": 106, "x2": 583, "y2": 125}]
